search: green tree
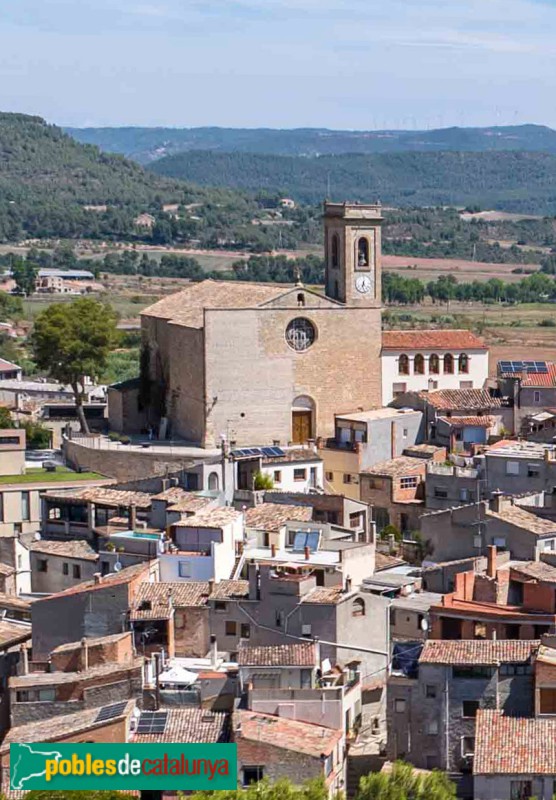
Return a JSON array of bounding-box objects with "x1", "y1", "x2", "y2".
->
[
  {"x1": 25, "y1": 792, "x2": 131, "y2": 800},
  {"x1": 31, "y1": 298, "x2": 118, "y2": 433},
  {"x1": 0, "y1": 406, "x2": 12, "y2": 428},
  {"x1": 253, "y1": 471, "x2": 274, "y2": 490},
  {"x1": 356, "y1": 761, "x2": 456, "y2": 800},
  {"x1": 22, "y1": 420, "x2": 52, "y2": 449},
  {"x1": 187, "y1": 777, "x2": 331, "y2": 800},
  {"x1": 11, "y1": 257, "x2": 37, "y2": 296}
]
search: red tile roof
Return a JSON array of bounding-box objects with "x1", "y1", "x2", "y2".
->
[
  {"x1": 0, "y1": 359, "x2": 20, "y2": 372},
  {"x1": 132, "y1": 708, "x2": 230, "y2": 744},
  {"x1": 419, "y1": 640, "x2": 538, "y2": 666},
  {"x1": 238, "y1": 642, "x2": 316, "y2": 667},
  {"x1": 382, "y1": 330, "x2": 486, "y2": 351},
  {"x1": 475, "y1": 709, "x2": 556, "y2": 774},
  {"x1": 235, "y1": 710, "x2": 341, "y2": 758},
  {"x1": 130, "y1": 581, "x2": 210, "y2": 619},
  {"x1": 423, "y1": 389, "x2": 502, "y2": 410},
  {"x1": 437, "y1": 415, "x2": 495, "y2": 428}
]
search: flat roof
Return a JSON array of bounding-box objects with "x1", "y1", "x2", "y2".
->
[{"x1": 336, "y1": 407, "x2": 419, "y2": 422}]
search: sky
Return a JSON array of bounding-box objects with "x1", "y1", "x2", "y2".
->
[{"x1": 1, "y1": 0, "x2": 556, "y2": 129}]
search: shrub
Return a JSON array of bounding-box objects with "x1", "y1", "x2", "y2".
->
[{"x1": 253, "y1": 471, "x2": 274, "y2": 490}]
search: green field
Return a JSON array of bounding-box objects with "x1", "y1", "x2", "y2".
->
[{"x1": 0, "y1": 467, "x2": 105, "y2": 484}]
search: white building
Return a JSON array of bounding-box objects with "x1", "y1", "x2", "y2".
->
[
  {"x1": 234, "y1": 447, "x2": 324, "y2": 493},
  {"x1": 381, "y1": 330, "x2": 489, "y2": 405}
]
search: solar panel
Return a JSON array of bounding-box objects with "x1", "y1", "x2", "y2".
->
[
  {"x1": 292, "y1": 530, "x2": 320, "y2": 553},
  {"x1": 232, "y1": 448, "x2": 263, "y2": 458},
  {"x1": 95, "y1": 702, "x2": 127, "y2": 723},
  {"x1": 261, "y1": 446, "x2": 285, "y2": 458},
  {"x1": 499, "y1": 360, "x2": 548, "y2": 374},
  {"x1": 136, "y1": 711, "x2": 168, "y2": 735}
]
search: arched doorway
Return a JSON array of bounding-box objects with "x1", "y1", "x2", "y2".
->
[
  {"x1": 292, "y1": 395, "x2": 315, "y2": 444},
  {"x1": 208, "y1": 472, "x2": 219, "y2": 491}
]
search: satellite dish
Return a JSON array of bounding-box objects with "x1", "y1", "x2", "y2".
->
[
  {"x1": 420, "y1": 618, "x2": 429, "y2": 632},
  {"x1": 113, "y1": 561, "x2": 122, "y2": 573}
]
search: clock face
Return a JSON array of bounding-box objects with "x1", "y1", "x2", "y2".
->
[{"x1": 355, "y1": 275, "x2": 372, "y2": 294}]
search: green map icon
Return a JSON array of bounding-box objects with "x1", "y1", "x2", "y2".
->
[{"x1": 11, "y1": 743, "x2": 63, "y2": 790}]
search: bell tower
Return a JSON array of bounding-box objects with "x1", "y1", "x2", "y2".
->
[{"x1": 323, "y1": 201, "x2": 383, "y2": 307}]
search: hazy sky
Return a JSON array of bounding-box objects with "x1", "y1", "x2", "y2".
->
[{"x1": 2, "y1": 0, "x2": 556, "y2": 129}]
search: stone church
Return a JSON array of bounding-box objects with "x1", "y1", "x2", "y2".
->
[{"x1": 113, "y1": 202, "x2": 383, "y2": 448}]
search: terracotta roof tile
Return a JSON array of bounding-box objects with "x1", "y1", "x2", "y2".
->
[
  {"x1": 30, "y1": 539, "x2": 98, "y2": 561},
  {"x1": 362, "y1": 455, "x2": 428, "y2": 478},
  {"x1": 142, "y1": 279, "x2": 288, "y2": 329},
  {"x1": 486, "y1": 505, "x2": 556, "y2": 536},
  {"x1": 34, "y1": 560, "x2": 152, "y2": 601},
  {"x1": 474, "y1": 709, "x2": 556, "y2": 774},
  {"x1": 245, "y1": 503, "x2": 313, "y2": 532},
  {"x1": 419, "y1": 639, "x2": 538, "y2": 665},
  {"x1": 423, "y1": 388, "x2": 502, "y2": 410},
  {"x1": 130, "y1": 581, "x2": 209, "y2": 620},
  {"x1": 375, "y1": 553, "x2": 406, "y2": 572},
  {"x1": 235, "y1": 710, "x2": 341, "y2": 758},
  {"x1": 301, "y1": 586, "x2": 346, "y2": 604},
  {"x1": 238, "y1": 642, "x2": 316, "y2": 667},
  {"x1": 382, "y1": 330, "x2": 486, "y2": 351},
  {"x1": 499, "y1": 362, "x2": 556, "y2": 387},
  {"x1": 132, "y1": 707, "x2": 231, "y2": 744},
  {"x1": 437, "y1": 415, "x2": 495, "y2": 428},
  {"x1": 173, "y1": 507, "x2": 242, "y2": 528},
  {"x1": 211, "y1": 580, "x2": 250, "y2": 600},
  {"x1": 44, "y1": 487, "x2": 152, "y2": 509},
  {"x1": 0, "y1": 359, "x2": 21, "y2": 372},
  {"x1": 511, "y1": 562, "x2": 556, "y2": 583}
]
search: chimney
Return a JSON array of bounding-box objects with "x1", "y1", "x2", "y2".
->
[
  {"x1": 304, "y1": 545, "x2": 310, "y2": 561},
  {"x1": 271, "y1": 544, "x2": 276, "y2": 558},
  {"x1": 93, "y1": 572, "x2": 102, "y2": 585},
  {"x1": 129, "y1": 504, "x2": 137, "y2": 531},
  {"x1": 210, "y1": 634, "x2": 218, "y2": 668},
  {"x1": 208, "y1": 579, "x2": 215, "y2": 596},
  {"x1": 487, "y1": 545, "x2": 497, "y2": 579},
  {"x1": 19, "y1": 643, "x2": 28, "y2": 675},
  {"x1": 80, "y1": 637, "x2": 89, "y2": 672}
]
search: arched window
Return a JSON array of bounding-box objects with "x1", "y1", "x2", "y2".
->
[
  {"x1": 331, "y1": 234, "x2": 339, "y2": 269},
  {"x1": 399, "y1": 354, "x2": 410, "y2": 375},
  {"x1": 414, "y1": 354, "x2": 425, "y2": 375},
  {"x1": 429, "y1": 354, "x2": 439, "y2": 374},
  {"x1": 357, "y1": 238, "x2": 370, "y2": 268},
  {"x1": 459, "y1": 353, "x2": 469, "y2": 374},
  {"x1": 444, "y1": 354, "x2": 454, "y2": 374},
  {"x1": 352, "y1": 598, "x2": 365, "y2": 617},
  {"x1": 208, "y1": 472, "x2": 219, "y2": 491}
]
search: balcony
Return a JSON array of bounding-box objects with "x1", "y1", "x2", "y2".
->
[
  {"x1": 427, "y1": 463, "x2": 478, "y2": 479},
  {"x1": 323, "y1": 438, "x2": 360, "y2": 452}
]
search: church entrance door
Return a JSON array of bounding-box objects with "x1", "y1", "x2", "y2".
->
[{"x1": 292, "y1": 411, "x2": 312, "y2": 444}]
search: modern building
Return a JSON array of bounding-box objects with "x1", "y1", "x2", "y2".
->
[
  {"x1": 381, "y1": 330, "x2": 489, "y2": 405},
  {"x1": 111, "y1": 202, "x2": 384, "y2": 447}
]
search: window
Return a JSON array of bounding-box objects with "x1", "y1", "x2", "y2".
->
[
  {"x1": 427, "y1": 720, "x2": 438, "y2": 735},
  {"x1": 352, "y1": 598, "x2": 365, "y2": 617},
  {"x1": 297, "y1": 292, "x2": 305, "y2": 308},
  {"x1": 214, "y1": 601, "x2": 227, "y2": 612},
  {"x1": 48, "y1": 506, "x2": 61, "y2": 520},
  {"x1": 300, "y1": 669, "x2": 312, "y2": 689},
  {"x1": 444, "y1": 354, "x2": 454, "y2": 374},
  {"x1": 510, "y1": 781, "x2": 532, "y2": 800},
  {"x1": 429, "y1": 353, "x2": 439, "y2": 374},
  {"x1": 243, "y1": 767, "x2": 264, "y2": 786},
  {"x1": 38, "y1": 688, "x2": 55, "y2": 702},
  {"x1": 101, "y1": 561, "x2": 110, "y2": 576},
  {"x1": 474, "y1": 621, "x2": 487, "y2": 639},
  {"x1": 273, "y1": 470, "x2": 282, "y2": 484},
  {"x1": 37, "y1": 559, "x2": 48, "y2": 573},
  {"x1": 434, "y1": 487, "x2": 448, "y2": 499},
  {"x1": 225, "y1": 621, "x2": 237, "y2": 636},
  {"x1": 395, "y1": 699, "x2": 406, "y2": 713},
  {"x1": 62, "y1": 563, "x2": 69, "y2": 576},
  {"x1": 506, "y1": 461, "x2": 520, "y2": 476},
  {"x1": 285, "y1": 318, "x2": 316, "y2": 352},
  {"x1": 240, "y1": 623, "x2": 250, "y2": 639},
  {"x1": 460, "y1": 488, "x2": 471, "y2": 502},
  {"x1": 343, "y1": 473, "x2": 358, "y2": 485},
  {"x1": 178, "y1": 561, "x2": 191, "y2": 578},
  {"x1": 349, "y1": 512, "x2": 363, "y2": 529},
  {"x1": 534, "y1": 391, "x2": 541, "y2": 403},
  {"x1": 458, "y1": 353, "x2": 469, "y2": 374},
  {"x1": 398, "y1": 354, "x2": 410, "y2": 375},
  {"x1": 331, "y1": 233, "x2": 339, "y2": 268},
  {"x1": 14, "y1": 523, "x2": 21, "y2": 534},
  {"x1": 208, "y1": 472, "x2": 219, "y2": 491},
  {"x1": 403, "y1": 428, "x2": 408, "y2": 438},
  {"x1": 461, "y1": 737, "x2": 475, "y2": 756},
  {"x1": 425, "y1": 685, "x2": 437, "y2": 698},
  {"x1": 453, "y1": 666, "x2": 493, "y2": 679},
  {"x1": 541, "y1": 688, "x2": 556, "y2": 714},
  {"x1": 357, "y1": 237, "x2": 370, "y2": 268},
  {"x1": 275, "y1": 610, "x2": 285, "y2": 628},
  {"x1": 17, "y1": 554, "x2": 22, "y2": 569},
  {"x1": 393, "y1": 382, "x2": 407, "y2": 396},
  {"x1": 400, "y1": 476, "x2": 418, "y2": 489},
  {"x1": 414, "y1": 354, "x2": 425, "y2": 375},
  {"x1": 325, "y1": 471, "x2": 333, "y2": 482},
  {"x1": 545, "y1": 539, "x2": 555, "y2": 551},
  {"x1": 301, "y1": 624, "x2": 312, "y2": 637},
  {"x1": 294, "y1": 468, "x2": 307, "y2": 482},
  {"x1": 462, "y1": 701, "x2": 479, "y2": 718},
  {"x1": 527, "y1": 464, "x2": 540, "y2": 477},
  {"x1": 21, "y1": 491, "x2": 30, "y2": 521},
  {"x1": 73, "y1": 564, "x2": 81, "y2": 580}
]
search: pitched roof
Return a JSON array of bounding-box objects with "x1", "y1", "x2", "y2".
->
[
  {"x1": 0, "y1": 562, "x2": 15, "y2": 577},
  {"x1": 235, "y1": 710, "x2": 341, "y2": 758},
  {"x1": 34, "y1": 560, "x2": 152, "y2": 601},
  {"x1": 511, "y1": 561, "x2": 556, "y2": 583},
  {"x1": 362, "y1": 455, "x2": 427, "y2": 478},
  {"x1": 423, "y1": 388, "x2": 502, "y2": 410},
  {"x1": 474, "y1": 709, "x2": 556, "y2": 775},
  {"x1": 51, "y1": 630, "x2": 131, "y2": 653},
  {"x1": 437, "y1": 415, "x2": 495, "y2": 428},
  {"x1": 500, "y1": 362, "x2": 556, "y2": 387},
  {"x1": 375, "y1": 553, "x2": 406, "y2": 572},
  {"x1": 419, "y1": 639, "x2": 538, "y2": 666},
  {"x1": 132, "y1": 707, "x2": 231, "y2": 744},
  {"x1": 486, "y1": 505, "x2": 556, "y2": 537},
  {"x1": 245, "y1": 503, "x2": 313, "y2": 532},
  {"x1": 301, "y1": 585, "x2": 346, "y2": 604},
  {"x1": 238, "y1": 642, "x2": 316, "y2": 667},
  {"x1": 210, "y1": 580, "x2": 250, "y2": 600},
  {"x1": 0, "y1": 358, "x2": 21, "y2": 372},
  {"x1": 44, "y1": 486, "x2": 152, "y2": 508},
  {"x1": 30, "y1": 539, "x2": 98, "y2": 561},
  {"x1": 382, "y1": 330, "x2": 486, "y2": 351},
  {"x1": 0, "y1": 620, "x2": 31, "y2": 650},
  {"x1": 141, "y1": 279, "x2": 288, "y2": 329},
  {"x1": 130, "y1": 581, "x2": 209, "y2": 620},
  {"x1": 173, "y1": 507, "x2": 242, "y2": 528}
]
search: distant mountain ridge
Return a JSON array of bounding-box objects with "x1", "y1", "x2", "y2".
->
[{"x1": 65, "y1": 124, "x2": 556, "y2": 164}]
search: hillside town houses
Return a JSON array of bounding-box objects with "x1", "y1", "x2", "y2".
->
[{"x1": 2, "y1": 202, "x2": 556, "y2": 799}]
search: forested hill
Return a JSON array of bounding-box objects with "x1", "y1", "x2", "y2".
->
[
  {"x1": 66, "y1": 123, "x2": 556, "y2": 164},
  {"x1": 150, "y1": 149, "x2": 556, "y2": 215}
]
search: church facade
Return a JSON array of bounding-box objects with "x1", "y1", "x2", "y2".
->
[{"x1": 127, "y1": 202, "x2": 383, "y2": 448}]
